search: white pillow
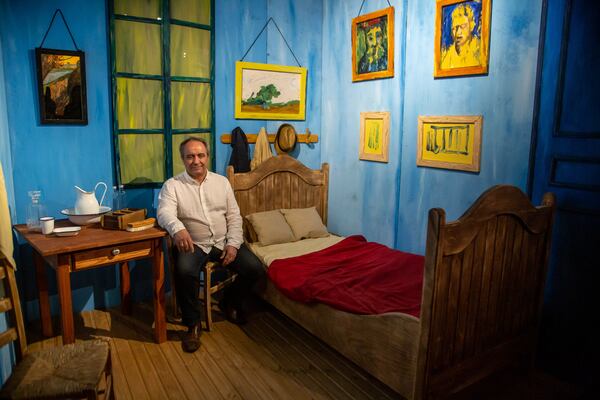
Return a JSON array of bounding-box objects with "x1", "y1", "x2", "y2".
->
[
  {"x1": 281, "y1": 207, "x2": 329, "y2": 240},
  {"x1": 246, "y1": 210, "x2": 296, "y2": 246}
]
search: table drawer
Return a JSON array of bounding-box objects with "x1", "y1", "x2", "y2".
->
[{"x1": 73, "y1": 240, "x2": 154, "y2": 270}]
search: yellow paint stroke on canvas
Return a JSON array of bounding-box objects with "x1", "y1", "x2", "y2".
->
[
  {"x1": 421, "y1": 122, "x2": 474, "y2": 164},
  {"x1": 364, "y1": 118, "x2": 383, "y2": 154}
]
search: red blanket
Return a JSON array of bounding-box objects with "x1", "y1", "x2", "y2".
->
[{"x1": 268, "y1": 235, "x2": 425, "y2": 317}]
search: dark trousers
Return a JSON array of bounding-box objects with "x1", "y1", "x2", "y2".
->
[{"x1": 174, "y1": 244, "x2": 264, "y2": 327}]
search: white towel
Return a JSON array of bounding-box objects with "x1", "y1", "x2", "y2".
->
[
  {"x1": 0, "y1": 164, "x2": 16, "y2": 269},
  {"x1": 251, "y1": 127, "x2": 274, "y2": 170}
]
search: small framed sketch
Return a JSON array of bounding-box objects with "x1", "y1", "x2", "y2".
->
[
  {"x1": 235, "y1": 61, "x2": 307, "y2": 120},
  {"x1": 359, "y1": 112, "x2": 390, "y2": 162},
  {"x1": 35, "y1": 47, "x2": 88, "y2": 125},
  {"x1": 417, "y1": 115, "x2": 482, "y2": 172},
  {"x1": 352, "y1": 7, "x2": 394, "y2": 82},
  {"x1": 434, "y1": 0, "x2": 491, "y2": 78}
]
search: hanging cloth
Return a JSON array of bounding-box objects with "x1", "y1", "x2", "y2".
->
[
  {"x1": 229, "y1": 127, "x2": 251, "y2": 173},
  {"x1": 251, "y1": 127, "x2": 274, "y2": 170},
  {"x1": 0, "y1": 164, "x2": 16, "y2": 269}
]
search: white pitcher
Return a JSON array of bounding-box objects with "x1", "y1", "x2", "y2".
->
[{"x1": 74, "y1": 182, "x2": 107, "y2": 214}]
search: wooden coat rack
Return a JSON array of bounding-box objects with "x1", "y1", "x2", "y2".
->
[{"x1": 220, "y1": 128, "x2": 318, "y2": 144}]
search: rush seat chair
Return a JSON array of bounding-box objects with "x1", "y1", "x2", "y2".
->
[{"x1": 0, "y1": 255, "x2": 114, "y2": 400}]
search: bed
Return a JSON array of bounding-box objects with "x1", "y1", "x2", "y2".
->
[{"x1": 227, "y1": 155, "x2": 555, "y2": 399}]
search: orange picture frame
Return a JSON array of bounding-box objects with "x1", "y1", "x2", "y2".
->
[
  {"x1": 434, "y1": 0, "x2": 491, "y2": 78},
  {"x1": 352, "y1": 7, "x2": 395, "y2": 82}
]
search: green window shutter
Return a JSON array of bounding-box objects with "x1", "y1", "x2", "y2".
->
[{"x1": 110, "y1": 0, "x2": 214, "y2": 188}]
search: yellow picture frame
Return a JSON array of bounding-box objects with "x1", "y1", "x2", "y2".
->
[
  {"x1": 417, "y1": 115, "x2": 482, "y2": 172},
  {"x1": 235, "y1": 61, "x2": 307, "y2": 120},
  {"x1": 434, "y1": 0, "x2": 491, "y2": 78},
  {"x1": 359, "y1": 111, "x2": 390, "y2": 163}
]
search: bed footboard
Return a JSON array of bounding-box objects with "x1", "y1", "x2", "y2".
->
[{"x1": 414, "y1": 185, "x2": 555, "y2": 399}]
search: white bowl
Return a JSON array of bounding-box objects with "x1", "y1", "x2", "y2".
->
[
  {"x1": 60, "y1": 206, "x2": 111, "y2": 225},
  {"x1": 53, "y1": 226, "x2": 82, "y2": 237}
]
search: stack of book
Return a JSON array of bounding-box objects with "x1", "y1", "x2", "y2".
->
[{"x1": 126, "y1": 218, "x2": 156, "y2": 232}]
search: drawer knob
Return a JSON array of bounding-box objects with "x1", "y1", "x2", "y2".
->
[{"x1": 112, "y1": 248, "x2": 121, "y2": 256}]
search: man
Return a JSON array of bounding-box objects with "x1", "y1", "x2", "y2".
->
[
  {"x1": 157, "y1": 137, "x2": 264, "y2": 353},
  {"x1": 440, "y1": 2, "x2": 481, "y2": 69},
  {"x1": 358, "y1": 21, "x2": 388, "y2": 74}
]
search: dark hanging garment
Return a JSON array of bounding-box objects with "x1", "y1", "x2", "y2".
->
[{"x1": 229, "y1": 126, "x2": 251, "y2": 172}]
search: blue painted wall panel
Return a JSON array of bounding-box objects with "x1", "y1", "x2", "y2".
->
[
  {"x1": 215, "y1": 0, "x2": 322, "y2": 174},
  {"x1": 321, "y1": 0, "x2": 405, "y2": 247},
  {"x1": 397, "y1": 0, "x2": 543, "y2": 253}
]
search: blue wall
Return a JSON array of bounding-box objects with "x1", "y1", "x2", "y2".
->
[
  {"x1": 321, "y1": 0, "x2": 406, "y2": 247},
  {"x1": 396, "y1": 0, "x2": 543, "y2": 253},
  {"x1": 215, "y1": 0, "x2": 323, "y2": 173},
  {"x1": 321, "y1": 0, "x2": 542, "y2": 253}
]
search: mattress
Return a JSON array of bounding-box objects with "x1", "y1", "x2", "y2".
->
[{"x1": 247, "y1": 235, "x2": 345, "y2": 267}]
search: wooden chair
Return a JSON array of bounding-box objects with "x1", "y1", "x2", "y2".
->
[
  {"x1": 166, "y1": 238, "x2": 237, "y2": 331},
  {"x1": 0, "y1": 255, "x2": 114, "y2": 400}
]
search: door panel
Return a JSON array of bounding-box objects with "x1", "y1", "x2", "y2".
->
[{"x1": 531, "y1": 0, "x2": 600, "y2": 391}]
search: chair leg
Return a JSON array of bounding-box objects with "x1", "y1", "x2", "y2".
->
[{"x1": 203, "y1": 265, "x2": 212, "y2": 331}]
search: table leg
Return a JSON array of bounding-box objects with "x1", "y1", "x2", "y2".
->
[
  {"x1": 33, "y1": 252, "x2": 53, "y2": 337},
  {"x1": 153, "y1": 239, "x2": 166, "y2": 343},
  {"x1": 120, "y1": 262, "x2": 131, "y2": 315},
  {"x1": 56, "y1": 255, "x2": 74, "y2": 344}
]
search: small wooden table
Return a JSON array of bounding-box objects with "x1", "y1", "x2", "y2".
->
[{"x1": 14, "y1": 220, "x2": 167, "y2": 345}]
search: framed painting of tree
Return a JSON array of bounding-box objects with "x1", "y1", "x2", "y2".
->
[{"x1": 234, "y1": 61, "x2": 307, "y2": 120}]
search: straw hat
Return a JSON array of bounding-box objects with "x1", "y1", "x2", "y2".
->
[{"x1": 274, "y1": 123, "x2": 297, "y2": 154}]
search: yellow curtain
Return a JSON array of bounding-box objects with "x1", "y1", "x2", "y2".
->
[{"x1": 0, "y1": 164, "x2": 15, "y2": 269}]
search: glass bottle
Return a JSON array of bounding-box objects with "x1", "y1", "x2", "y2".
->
[
  {"x1": 119, "y1": 184, "x2": 126, "y2": 209},
  {"x1": 113, "y1": 184, "x2": 126, "y2": 210},
  {"x1": 26, "y1": 190, "x2": 46, "y2": 232}
]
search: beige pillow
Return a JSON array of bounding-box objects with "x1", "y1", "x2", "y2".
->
[
  {"x1": 246, "y1": 210, "x2": 296, "y2": 246},
  {"x1": 281, "y1": 207, "x2": 329, "y2": 240}
]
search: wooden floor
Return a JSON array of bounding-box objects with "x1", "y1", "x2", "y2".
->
[
  {"x1": 26, "y1": 299, "x2": 583, "y2": 400},
  {"x1": 26, "y1": 300, "x2": 400, "y2": 400}
]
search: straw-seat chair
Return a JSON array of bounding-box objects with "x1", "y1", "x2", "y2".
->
[{"x1": 0, "y1": 255, "x2": 113, "y2": 400}]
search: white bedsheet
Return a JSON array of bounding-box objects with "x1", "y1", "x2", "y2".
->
[{"x1": 248, "y1": 235, "x2": 345, "y2": 267}]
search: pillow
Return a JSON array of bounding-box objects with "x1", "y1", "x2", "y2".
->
[
  {"x1": 245, "y1": 210, "x2": 296, "y2": 246},
  {"x1": 281, "y1": 207, "x2": 329, "y2": 240}
]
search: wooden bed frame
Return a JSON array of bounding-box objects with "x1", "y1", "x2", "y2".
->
[{"x1": 227, "y1": 155, "x2": 555, "y2": 399}]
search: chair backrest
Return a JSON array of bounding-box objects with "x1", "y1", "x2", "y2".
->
[{"x1": 0, "y1": 255, "x2": 27, "y2": 361}]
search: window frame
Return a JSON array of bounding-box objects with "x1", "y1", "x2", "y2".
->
[{"x1": 109, "y1": 0, "x2": 215, "y2": 189}]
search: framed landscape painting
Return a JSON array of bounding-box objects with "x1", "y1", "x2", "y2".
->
[
  {"x1": 235, "y1": 61, "x2": 307, "y2": 120},
  {"x1": 35, "y1": 48, "x2": 88, "y2": 125},
  {"x1": 417, "y1": 115, "x2": 482, "y2": 172},
  {"x1": 434, "y1": 0, "x2": 491, "y2": 78},
  {"x1": 359, "y1": 111, "x2": 390, "y2": 162},
  {"x1": 352, "y1": 7, "x2": 394, "y2": 82}
]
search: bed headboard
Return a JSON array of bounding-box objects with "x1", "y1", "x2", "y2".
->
[
  {"x1": 226, "y1": 155, "x2": 329, "y2": 229},
  {"x1": 415, "y1": 185, "x2": 556, "y2": 398}
]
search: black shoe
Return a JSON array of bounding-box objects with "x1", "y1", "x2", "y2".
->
[
  {"x1": 181, "y1": 323, "x2": 202, "y2": 353},
  {"x1": 218, "y1": 299, "x2": 247, "y2": 325}
]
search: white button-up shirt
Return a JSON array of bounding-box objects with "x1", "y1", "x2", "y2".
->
[{"x1": 157, "y1": 171, "x2": 243, "y2": 253}]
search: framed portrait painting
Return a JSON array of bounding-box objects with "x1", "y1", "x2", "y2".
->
[
  {"x1": 352, "y1": 7, "x2": 394, "y2": 82},
  {"x1": 417, "y1": 115, "x2": 482, "y2": 172},
  {"x1": 434, "y1": 0, "x2": 491, "y2": 78},
  {"x1": 235, "y1": 61, "x2": 307, "y2": 120},
  {"x1": 359, "y1": 112, "x2": 390, "y2": 163},
  {"x1": 35, "y1": 48, "x2": 88, "y2": 125}
]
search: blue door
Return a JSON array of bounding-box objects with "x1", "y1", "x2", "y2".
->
[{"x1": 530, "y1": 0, "x2": 600, "y2": 391}]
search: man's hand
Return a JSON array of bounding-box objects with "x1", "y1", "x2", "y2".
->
[
  {"x1": 173, "y1": 229, "x2": 194, "y2": 253},
  {"x1": 220, "y1": 245, "x2": 238, "y2": 267}
]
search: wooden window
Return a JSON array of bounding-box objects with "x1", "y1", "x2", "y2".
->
[{"x1": 110, "y1": 0, "x2": 214, "y2": 187}]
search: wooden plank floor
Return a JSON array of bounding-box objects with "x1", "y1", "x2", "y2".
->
[
  {"x1": 26, "y1": 300, "x2": 400, "y2": 400},
  {"x1": 25, "y1": 299, "x2": 583, "y2": 400}
]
